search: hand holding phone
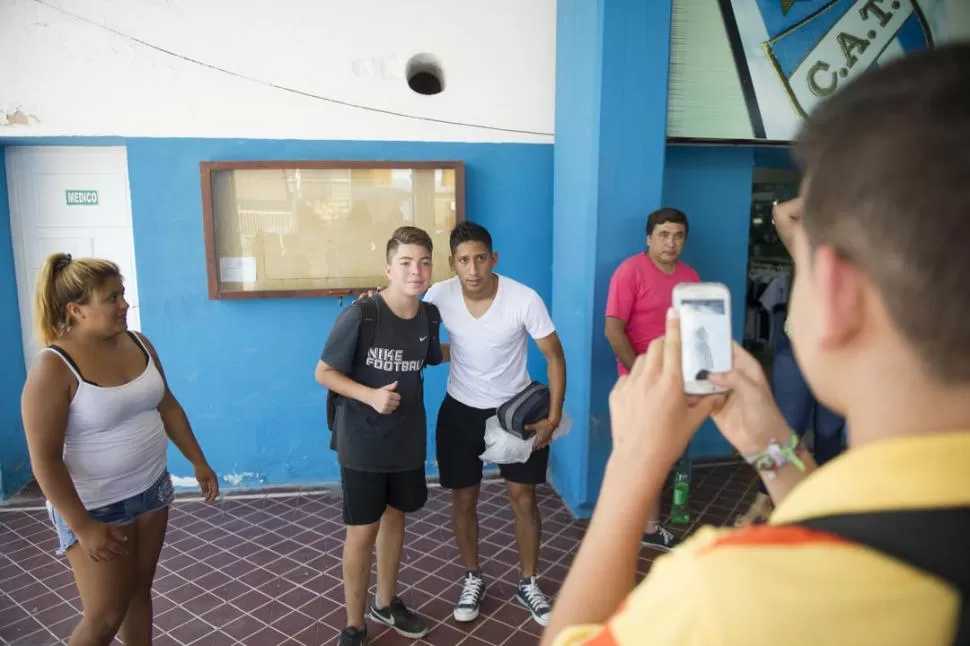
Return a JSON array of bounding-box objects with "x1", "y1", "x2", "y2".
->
[
  {"x1": 673, "y1": 282, "x2": 733, "y2": 395},
  {"x1": 606, "y1": 307, "x2": 722, "y2": 473},
  {"x1": 707, "y1": 343, "x2": 792, "y2": 454}
]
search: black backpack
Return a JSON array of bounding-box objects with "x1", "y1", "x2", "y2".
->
[
  {"x1": 797, "y1": 507, "x2": 969, "y2": 645},
  {"x1": 325, "y1": 297, "x2": 441, "y2": 431},
  {"x1": 496, "y1": 381, "x2": 550, "y2": 440}
]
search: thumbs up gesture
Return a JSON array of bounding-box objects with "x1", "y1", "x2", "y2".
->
[{"x1": 369, "y1": 381, "x2": 401, "y2": 414}]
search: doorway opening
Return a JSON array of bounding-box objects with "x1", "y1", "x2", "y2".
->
[{"x1": 742, "y1": 156, "x2": 800, "y2": 381}]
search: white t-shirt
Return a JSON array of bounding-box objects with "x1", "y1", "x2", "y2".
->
[{"x1": 424, "y1": 275, "x2": 556, "y2": 410}]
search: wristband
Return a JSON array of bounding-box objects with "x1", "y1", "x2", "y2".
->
[{"x1": 743, "y1": 431, "x2": 806, "y2": 480}]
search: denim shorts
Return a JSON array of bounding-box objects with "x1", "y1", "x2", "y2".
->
[{"x1": 47, "y1": 470, "x2": 175, "y2": 556}]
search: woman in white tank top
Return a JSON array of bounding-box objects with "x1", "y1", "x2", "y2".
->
[{"x1": 20, "y1": 252, "x2": 219, "y2": 646}]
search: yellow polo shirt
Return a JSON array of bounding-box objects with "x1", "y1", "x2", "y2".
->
[{"x1": 554, "y1": 432, "x2": 969, "y2": 646}]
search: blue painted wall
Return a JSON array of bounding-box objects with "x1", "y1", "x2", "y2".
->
[
  {"x1": 0, "y1": 153, "x2": 32, "y2": 500},
  {"x1": 550, "y1": 0, "x2": 675, "y2": 517},
  {"x1": 1, "y1": 139, "x2": 763, "y2": 502},
  {"x1": 549, "y1": 0, "x2": 605, "y2": 517},
  {"x1": 586, "y1": 0, "x2": 676, "y2": 504},
  {"x1": 663, "y1": 145, "x2": 755, "y2": 457},
  {"x1": 549, "y1": 141, "x2": 757, "y2": 515},
  {"x1": 754, "y1": 147, "x2": 798, "y2": 170},
  {"x1": 124, "y1": 138, "x2": 553, "y2": 487},
  {"x1": 0, "y1": 138, "x2": 552, "y2": 493}
]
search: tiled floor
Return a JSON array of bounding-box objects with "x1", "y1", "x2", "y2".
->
[{"x1": 0, "y1": 462, "x2": 758, "y2": 646}]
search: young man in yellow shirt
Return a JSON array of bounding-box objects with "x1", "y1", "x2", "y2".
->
[{"x1": 543, "y1": 44, "x2": 970, "y2": 646}]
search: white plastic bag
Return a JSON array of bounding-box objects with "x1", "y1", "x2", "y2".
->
[{"x1": 479, "y1": 414, "x2": 572, "y2": 464}]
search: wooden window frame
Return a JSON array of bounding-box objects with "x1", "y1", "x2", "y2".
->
[{"x1": 200, "y1": 160, "x2": 466, "y2": 300}]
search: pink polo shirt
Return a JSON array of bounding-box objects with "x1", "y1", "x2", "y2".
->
[{"x1": 606, "y1": 254, "x2": 700, "y2": 375}]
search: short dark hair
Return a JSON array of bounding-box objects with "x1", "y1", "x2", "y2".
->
[
  {"x1": 646, "y1": 208, "x2": 689, "y2": 237},
  {"x1": 795, "y1": 43, "x2": 970, "y2": 383},
  {"x1": 449, "y1": 221, "x2": 493, "y2": 255},
  {"x1": 386, "y1": 226, "x2": 433, "y2": 261}
]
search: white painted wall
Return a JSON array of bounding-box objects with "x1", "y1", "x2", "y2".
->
[{"x1": 0, "y1": 0, "x2": 556, "y2": 143}]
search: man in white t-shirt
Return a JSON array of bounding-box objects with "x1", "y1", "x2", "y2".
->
[{"x1": 424, "y1": 222, "x2": 567, "y2": 628}]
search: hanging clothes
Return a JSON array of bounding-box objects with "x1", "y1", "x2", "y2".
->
[{"x1": 745, "y1": 262, "x2": 791, "y2": 347}]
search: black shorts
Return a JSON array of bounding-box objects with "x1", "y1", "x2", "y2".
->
[
  {"x1": 341, "y1": 467, "x2": 428, "y2": 526},
  {"x1": 436, "y1": 394, "x2": 550, "y2": 490}
]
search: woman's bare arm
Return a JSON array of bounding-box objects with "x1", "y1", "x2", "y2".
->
[
  {"x1": 136, "y1": 333, "x2": 219, "y2": 502},
  {"x1": 21, "y1": 354, "x2": 91, "y2": 531}
]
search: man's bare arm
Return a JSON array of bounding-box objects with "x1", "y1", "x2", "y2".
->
[
  {"x1": 535, "y1": 332, "x2": 566, "y2": 424},
  {"x1": 605, "y1": 316, "x2": 637, "y2": 371}
]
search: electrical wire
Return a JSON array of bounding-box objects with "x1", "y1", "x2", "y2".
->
[{"x1": 31, "y1": 0, "x2": 554, "y2": 138}]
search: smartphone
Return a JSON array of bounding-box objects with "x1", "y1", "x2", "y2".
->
[{"x1": 673, "y1": 282, "x2": 733, "y2": 395}]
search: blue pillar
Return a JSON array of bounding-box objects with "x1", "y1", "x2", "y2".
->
[
  {"x1": 0, "y1": 148, "x2": 32, "y2": 500},
  {"x1": 550, "y1": 0, "x2": 674, "y2": 518}
]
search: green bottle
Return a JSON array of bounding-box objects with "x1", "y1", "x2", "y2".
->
[{"x1": 670, "y1": 457, "x2": 691, "y2": 525}]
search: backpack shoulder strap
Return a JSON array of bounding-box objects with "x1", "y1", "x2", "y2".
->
[
  {"x1": 420, "y1": 301, "x2": 442, "y2": 364},
  {"x1": 422, "y1": 301, "x2": 441, "y2": 325},
  {"x1": 327, "y1": 297, "x2": 380, "y2": 432},
  {"x1": 798, "y1": 507, "x2": 970, "y2": 645},
  {"x1": 353, "y1": 297, "x2": 380, "y2": 369},
  {"x1": 798, "y1": 508, "x2": 970, "y2": 591}
]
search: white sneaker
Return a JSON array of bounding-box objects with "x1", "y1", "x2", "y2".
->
[{"x1": 453, "y1": 572, "x2": 486, "y2": 622}]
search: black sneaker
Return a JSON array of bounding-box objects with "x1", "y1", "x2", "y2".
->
[
  {"x1": 641, "y1": 525, "x2": 678, "y2": 552},
  {"x1": 453, "y1": 571, "x2": 487, "y2": 622},
  {"x1": 338, "y1": 626, "x2": 367, "y2": 646},
  {"x1": 515, "y1": 576, "x2": 551, "y2": 627},
  {"x1": 368, "y1": 597, "x2": 429, "y2": 639}
]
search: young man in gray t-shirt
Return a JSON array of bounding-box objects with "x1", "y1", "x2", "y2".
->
[{"x1": 315, "y1": 226, "x2": 443, "y2": 646}]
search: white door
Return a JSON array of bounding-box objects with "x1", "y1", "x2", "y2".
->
[{"x1": 6, "y1": 146, "x2": 140, "y2": 370}]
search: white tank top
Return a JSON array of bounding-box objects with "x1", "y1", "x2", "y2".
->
[{"x1": 45, "y1": 333, "x2": 169, "y2": 510}]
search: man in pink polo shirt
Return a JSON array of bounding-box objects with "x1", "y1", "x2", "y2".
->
[{"x1": 605, "y1": 207, "x2": 699, "y2": 551}]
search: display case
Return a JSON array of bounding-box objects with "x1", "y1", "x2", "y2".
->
[{"x1": 200, "y1": 161, "x2": 465, "y2": 300}]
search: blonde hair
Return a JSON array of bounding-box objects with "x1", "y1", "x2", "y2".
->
[{"x1": 34, "y1": 253, "x2": 122, "y2": 345}]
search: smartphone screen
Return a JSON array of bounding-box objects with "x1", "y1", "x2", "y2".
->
[{"x1": 675, "y1": 285, "x2": 732, "y2": 394}]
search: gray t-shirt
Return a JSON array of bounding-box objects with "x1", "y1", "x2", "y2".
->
[{"x1": 321, "y1": 296, "x2": 442, "y2": 472}]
